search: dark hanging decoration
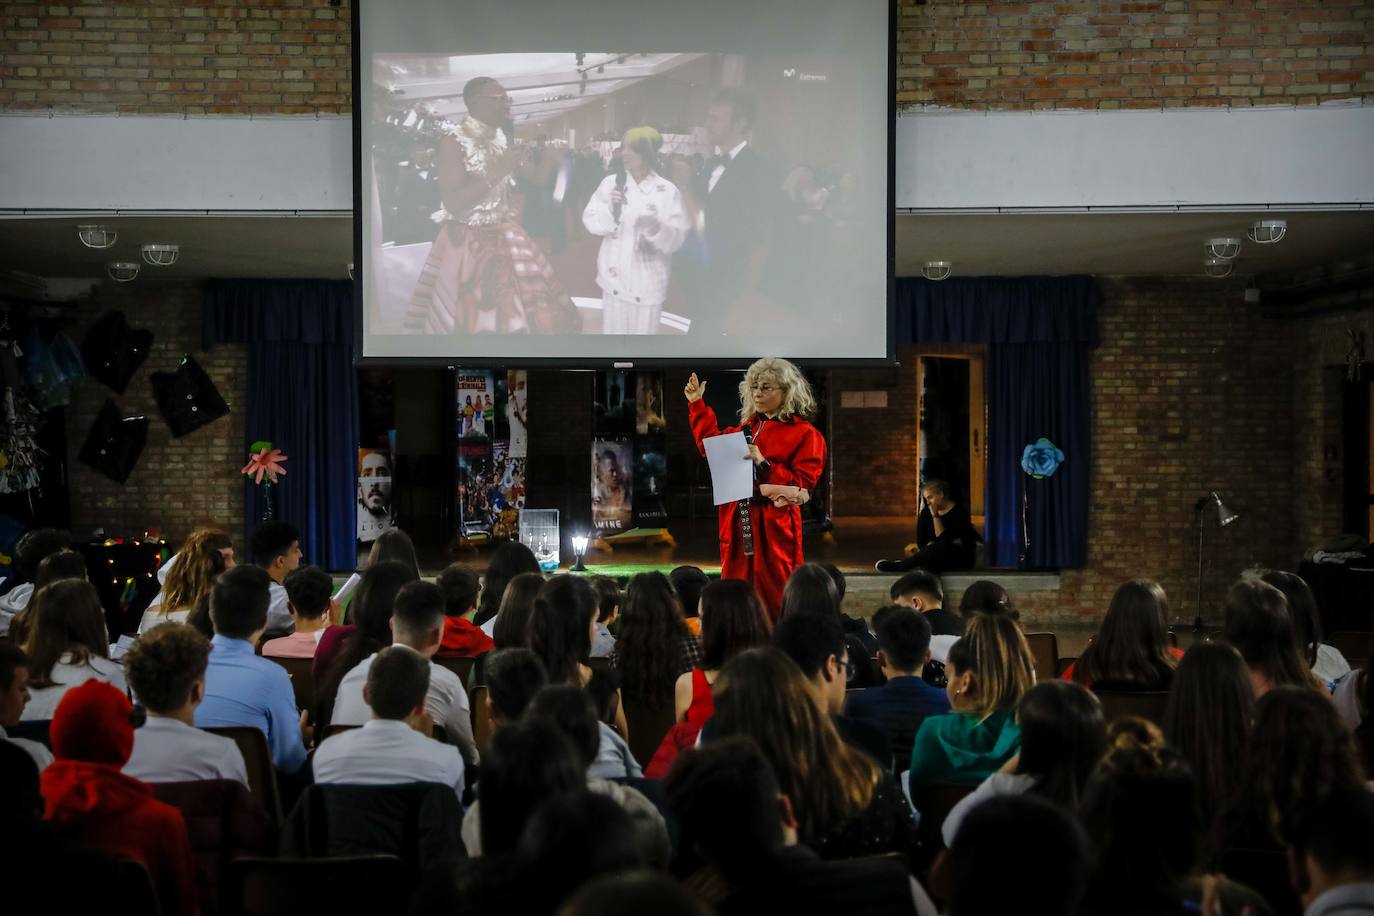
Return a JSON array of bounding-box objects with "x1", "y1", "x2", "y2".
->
[
  {"x1": 80, "y1": 310, "x2": 154, "y2": 394},
  {"x1": 150, "y1": 354, "x2": 229, "y2": 438},
  {"x1": 78, "y1": 399, "x2": 148, "y2": 484}
]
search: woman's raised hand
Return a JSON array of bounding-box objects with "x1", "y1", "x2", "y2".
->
[{"x1": 684, "y1": 372, "x2": 706, "y2": 403}]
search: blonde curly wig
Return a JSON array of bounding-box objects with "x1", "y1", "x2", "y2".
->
[{"x1": 737, "y1": 357, "x2": 816, "y2": 421}]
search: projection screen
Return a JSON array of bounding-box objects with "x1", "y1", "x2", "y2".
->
[{"x1": 355, "y1": 0, "x2": 893, "y2": 364}]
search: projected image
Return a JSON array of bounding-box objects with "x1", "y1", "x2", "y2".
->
[{"x1": 366, "y1": 50, "x2": 877, "y2": 348}]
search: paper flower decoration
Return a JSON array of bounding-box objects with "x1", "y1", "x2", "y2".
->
[
  {"x1": 242, "y1": 440, "x2": 288, "y2": 485},
  {"x1": 1021, "y1": 437, "x2": 1065, "y2": 479}
]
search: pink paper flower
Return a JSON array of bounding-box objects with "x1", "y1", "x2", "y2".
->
[{"x1": 242, "y1": 446, "x2": 288, "y2": 485}]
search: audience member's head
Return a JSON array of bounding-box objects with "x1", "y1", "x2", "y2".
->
[
  {"x1": 668, "y1": 566, "x2": 710, "y2": 619},
  {"x1": 958, "y1": 579, "x2": 1017, "y2": 619},
  {"x1": 123, "y1": 623, "x2": 211, "y2": 717},
  {"x1": 366, "y1": 527, "x2": 421, "y2": 581},
  {"x1": 527, "y1": 685, "x2": 601, "y2": 770},
  {"x1": 1258, "y1": 570, "x2": 1324, "y2": 669},
  {"x1": 665, "y1": 737, "x2": 796, "y2": 881},
  {"x1": 518, "y1": 791, "x2": 644, "y2": 914},
  {"x1": 478, "y1": 717, "x2": 584, "y2": 855},
  {"x1": 363, "y1": 645, "x2": 431, "y2": 722},
  {"x1": 1163, "y1": 641, "x2": 1255, "y2": 835},
  {"x1": 485, "y1": 647, "x2": 549, "y2": 726},
  {"x1": 50, "y1": 679, "x2": 135, "y2": 765},
  {"x1": 873, "y1": 605, "x2": 932, "y2": 677},
  {"x1": 820, "y1": 563, "x2": 847, "y2": 605},
  {"x1": 161, "y1": 528, "x2": 234, "y2": 613},
  {"x1": 528, "y1": 575, "x2": 598, "y2": 685},
  {"x1": 249, "y1": 521, "x2": 301, "y2": 581},
  {"x1": 771, "y1": 609, "x2": 848, "y2": 714},
  {"x1": 945, "y1": 611, "x2": 1036, "y2": 721},
  {"x1": 391, "y1": 580, "x2": 446, "y2": 655},
  {"x1": 890, "y1": 569, "x2": 943, "y2": 610},
  {"x1": 616, "y1": 572, "x2": 688, "y2": 704},
  {"x1": 711, "y1": 648, "x2": 880, "y2": 846},
  {"x1": 283, "y1": 565, "x2": 334, "y2": 623},
  {"x1": 435, "y1": 564, "x2": 481, "y2": 619},
  {"x1": 0, "y1": 643, "x2": 33, "y2": 728},
  {"x1": 1073, "y1": 578, "x2": 1176, "y2": 689},
  {"x1": 13, "y1": 528, "x2": 71, "y2": 582},
  {"x1": 0, "y1": 740, "x2": 41, "y2": 823},
  {"x1": 1015, "y1": 680, "x2": 1107, "y2": 813},
  {"x1": 491, "y1": 571, "x2": 546, "y2": 650},
  {"x1": 588, "y1": 575, "x2": 622, "y2": 625},
  {"x1": 699, "y1": 579, "x2": 772, "y2": 670},
  {"x1": 558, "y1": 871, "x2": 712, "y2": 916},
  {"x1": 1287, "y1": 790, "x2": 1374, "y2": 911},
  {"x1": 778, "y1": 562, "x2": 839, "y2": 620},
  {"x1": 32, "y1": 550, "x2": 87, "y2": 591},
  {"x1": 1223, "y1": 577, "x2": 1315, "y2": 695},
  {"x1": 945, "y1": 794, "x2": 1089, "y2": 916},
  {"x1": 22, "y1": 579, "x2": 110, "y2": 686},
  {"x1": 207, "y1": 565, "x2": 273, "y2": 640},
  {"x1": 477, "y1": 541, "x2": 541, "y2": 624}
]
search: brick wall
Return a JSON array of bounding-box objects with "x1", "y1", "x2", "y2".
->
[
  {"x1": 64, "y1": 278, "x2": 247, "y2": 548},
  {"x1": 897, "y1": 0, "x2": 1374, "y2": 110}
]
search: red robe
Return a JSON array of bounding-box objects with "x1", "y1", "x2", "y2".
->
[{"x1": 689, "y1": 399, "x2": 827, "y2": 620}]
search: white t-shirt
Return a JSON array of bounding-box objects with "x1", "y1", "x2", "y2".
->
[
  {"x1": 24, "y1": 653, "x2": 128, "y2": 721},
  {"x1": 123, "y1": 716, "x2": 248, "y2": 786},
  {"x1": 138, "y1": 607, "x2": 191, "y2": 635},
  {"x1": 329, "y1": 647, "x2": 478, "y2": 765},
  {"x1": 0, "y1": 582, "x2": 34, "y2": 636},
  {"x1": 313, "y1": 719, "x2": 464, "y2": 800},
  {"x1": 1314, "y1": 642, "x2": 1352, "y2": 686},
  {"x1": 264, "y1": 581, "x2": 294, "y2": 638}
]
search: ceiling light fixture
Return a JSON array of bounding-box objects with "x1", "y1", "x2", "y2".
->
[
  {"x1": 141, "y1": 243, "x2": 179, "y2": 266},
  {"x1": 1204, "y1": 237, "x2": 1242, "y2": 260},
  {"x1": 1247, "y1": 219, "x2": 1287, "y2": 244},
  {"x1": 107, "y1": 262, "x2": 140, "y2": 282},
  {"x1": 922, "y1": 260, "x2": 952, "y2": 281},
  {"x1": 1203, "y1": 257, "x2": 1234, "y2": 279},
  {"x1": 78, "y1": 224, "x2": 118, "y2": 249}
]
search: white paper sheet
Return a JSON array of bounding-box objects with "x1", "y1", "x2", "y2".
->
[
  {"x1": 334, "y1": 572, "x2": 362, "y2": 603},
  {"x1": 703, "y1": 431, "x2": 755, "y2": 506}
]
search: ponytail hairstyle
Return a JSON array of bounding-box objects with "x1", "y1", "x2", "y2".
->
[
  {"x1": 527, "y1": 575, "x2": 598, "y2": 685},
  {"x1": 945, "y1": 612, "x2": 1036, "y2": 722}
]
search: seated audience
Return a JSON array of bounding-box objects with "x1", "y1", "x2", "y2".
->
[
  {"x1": 468, "y1": 717, "x2": 585, "y2": 857},
  {"x1": 139, "y1": 528, "x2": 234, "y2": 634},
  {"x1": 0, "y1": 643, "x2": 53, "y2": 771},
  {"x1": 516, "y1": 791, "x2": 647, "y2": 913},
  {"x1": 488, "y1": 571, "x2": 546, "y2": 648},
  {"x1": 943, "y1": 680, "x2": 1106, "y2": 846},
  {"x1": 944, "y1": 794, "x2": 1089, "y2": 916},
  {"x1": 330, "y1": 580, "x2": 479, "y2": 767},
  {"x1": 0, "y1": 527, "x2": 71, "y2": 638},
  {"x1": 313, "y1": 645, "x2": 465, "y2": 799},
  {"x1": 845, "y1": 605, "x2": 951, "y2": 769},
  {"x1": 1078, "y1": 718, "x2": 1270, "y2": 916},
  {"x1": 528, "y1": 575, "x2": 627, "y2": 737},
  {"x1": 260, "y1": 565, "x2": 337, "y2": 658},
  {"x1": 908, "y1": 611, "x2": 1034, "y2": 791},
  {"x1": 932, "y1": 579, "x2": 1018, "y2": 663},
  {"x1": 123, "y1": 622, "x2": 247, "y2": 785},
  {"x1": 772, "y1": 609, "x2": 891, "y2": 766},
  {"x1": 1223, "y1": 577, "x2": 1325, "y2": 696},
  {"x1": 435, "y1": 564, "x2": 495, "y2": 658},
  {"x1": 560, "y1": 871, "x2": 714, "y2": 916},
  {"x1": 485, "y1": 647, "x2": 549, "y2": 728},
  {"x1": 41, "y1": 680, "x2": 198, "y2": 916},
  {"x1": 1260, "y1": 570, "x2": 1351, "y2": 686},
  {"x1": 20, "y1": 579, "x2": 127, "y2": 721},
  {"x1": 588, "y1": 574, "x2": 622, "y2": 657},
  {"x1": 668, "y1": 565, "x2": 710, "y2": 638},
  {"x1": 611, "y1": 571, "x2": 700, "y2": 710},
  {"x1": 1062, "y1": 578, "x2": 1182, "y2": 690},
  {"x1": 1287, "y1": 790, "x2": 1374, "y2": 916},
  {"x1": 1163, "y1": 641, "x2": 1255, "y2": 847},
  {"x1": 33, "y1": 549, "x2": 88, "y2": 589},
  {"x1": 473, "y1": 540, "x2": 542, "y2": 630},
  {"x1": 250, "y1": 521, "x2": 304, "y2": 637},
  {"x1": 313, "y1": 560, "x2": 413, "y2": 697},
  {"x1": 366, "y1": 526, "x2": 422, "y2": 580},
  {"x1": 664, "y1": 738, "x2": 934, "y2": 915},
  {"x1": 710, "y1": 648, "x2": 916, "y2": 860},
  {"x1": 193, "y1": 566, "x2": 307, "y2": 773},
  {"x1": 1336, "y1": 645, "x2": 1374, "y2": 776},
  {"x1": 779, "y1": 562, "x2": 877, "y2": 687},
  {"x1": 891, "y1": 569, "x2": 963, "y2": 637},
  {"x1": 822, "y1": 562, "x2": 879, "y2": 656}
]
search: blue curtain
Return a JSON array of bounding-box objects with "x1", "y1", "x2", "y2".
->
[
  {"x1": 897, "y1": 276, "x2": 1099, "y2": 569},
  {"x1": 203, "y1": 280, "x2": 359, "y2": 571}
]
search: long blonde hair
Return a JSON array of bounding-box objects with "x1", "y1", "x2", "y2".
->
[
  {"x1": 160, "y1": 529, "x2": 233, "y2": 615},
  {"x1": 947, "y1": 612, "x2": 1037, "y2": 722},
  {"x1": 737, "y1": 356, "x2": 816, "y2": 421}
]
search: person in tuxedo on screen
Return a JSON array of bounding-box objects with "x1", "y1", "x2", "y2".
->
[
  {"x1": 404, "y1": 76, "x2": 581, "y2": 336},
  {"x1": 685, "y1": 358, "x2": 826, "y2": 621},
  {"x1": 697, "y1": 88, "x2": 777, "y2": 338}
]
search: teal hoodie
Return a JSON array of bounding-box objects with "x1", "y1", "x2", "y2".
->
[{"x1": 907, "y1": 708, "x2": 1022, "y2": 794}]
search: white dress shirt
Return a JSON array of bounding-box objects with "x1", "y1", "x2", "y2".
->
[
  {"x1": 329, "y1": 647, "x2": 479, "y2": 765},
  {"x1": 0, "y1": 724, "x2": 53, "y2": 772},
  {"x1": 124, "y1": 715, "x2": 248, "y2": 786},
  {"x1": 313, "y1": 718, "x2": 465, "y2": 800},
  {"x1": 24, "y1": 653, "x2": 128, "y2": 721},
  {"x1": 708, "y1": 140, "x2": 748, "y2": 193}
]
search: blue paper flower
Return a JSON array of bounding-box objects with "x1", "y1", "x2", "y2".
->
[{"x1": 1021, "y1": 438, "x2": 1065, "y2": 479}]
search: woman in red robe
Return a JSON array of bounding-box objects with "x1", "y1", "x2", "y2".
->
[{"x1": 686, "y1": 357, "x2": 827, "y2": 620}]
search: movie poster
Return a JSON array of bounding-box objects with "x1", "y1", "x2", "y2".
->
[
  {"x1": 357, "y1": 444, "x2": 396, "y2": 543},
  {"x1": 634, "y1": 437, "x2": 668, "y2": 525},
  {"x1": 457, "y1": 371, "x2": 496, "y2": 440},
  {"x1": 504, "y1": 369, "x2": 528, "y2": 457},
  {"x1": 457, "y1": 441, "x2": 494, "y2": 540},
  {"x1": 594, "y1": 370, "x2": 633, "y2": 435},
  {"x1": 636, "y1": 374, "x2": 666, "y2": 435},
  {"x1": 591, "y1": 437, "x2": 634, "y2": 531},
  {"x1": 491, "y1": 442, "x2": 526, "y2": 540}
]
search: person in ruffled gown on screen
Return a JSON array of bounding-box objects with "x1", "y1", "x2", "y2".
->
[
  {"x1": 405, "y1": 76, "x2": 581, "y2": 336},
  {"x1": 582, "y1": 126, "x2": 691, "y2": 335}
]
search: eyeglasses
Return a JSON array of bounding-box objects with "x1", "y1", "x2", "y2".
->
[{"x1": 749, "y1": 384, "x2": 779, "y2": 394}]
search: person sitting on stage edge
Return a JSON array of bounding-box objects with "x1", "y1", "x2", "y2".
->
[
  {"x1": 876, "y1": 479, "x2": 979, "y2": 574},
  {"x1": 891, "y1": 570, "x2": 964, "y2": 637}
]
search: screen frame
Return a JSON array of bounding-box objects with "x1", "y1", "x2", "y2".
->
[{"x1": 350, "y1": 0, "x2": 896, "y2": 369}]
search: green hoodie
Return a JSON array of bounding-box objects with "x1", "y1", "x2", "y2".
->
[{"x1": 907, "y1": 708, "x2": 1021, "y2": 794}]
